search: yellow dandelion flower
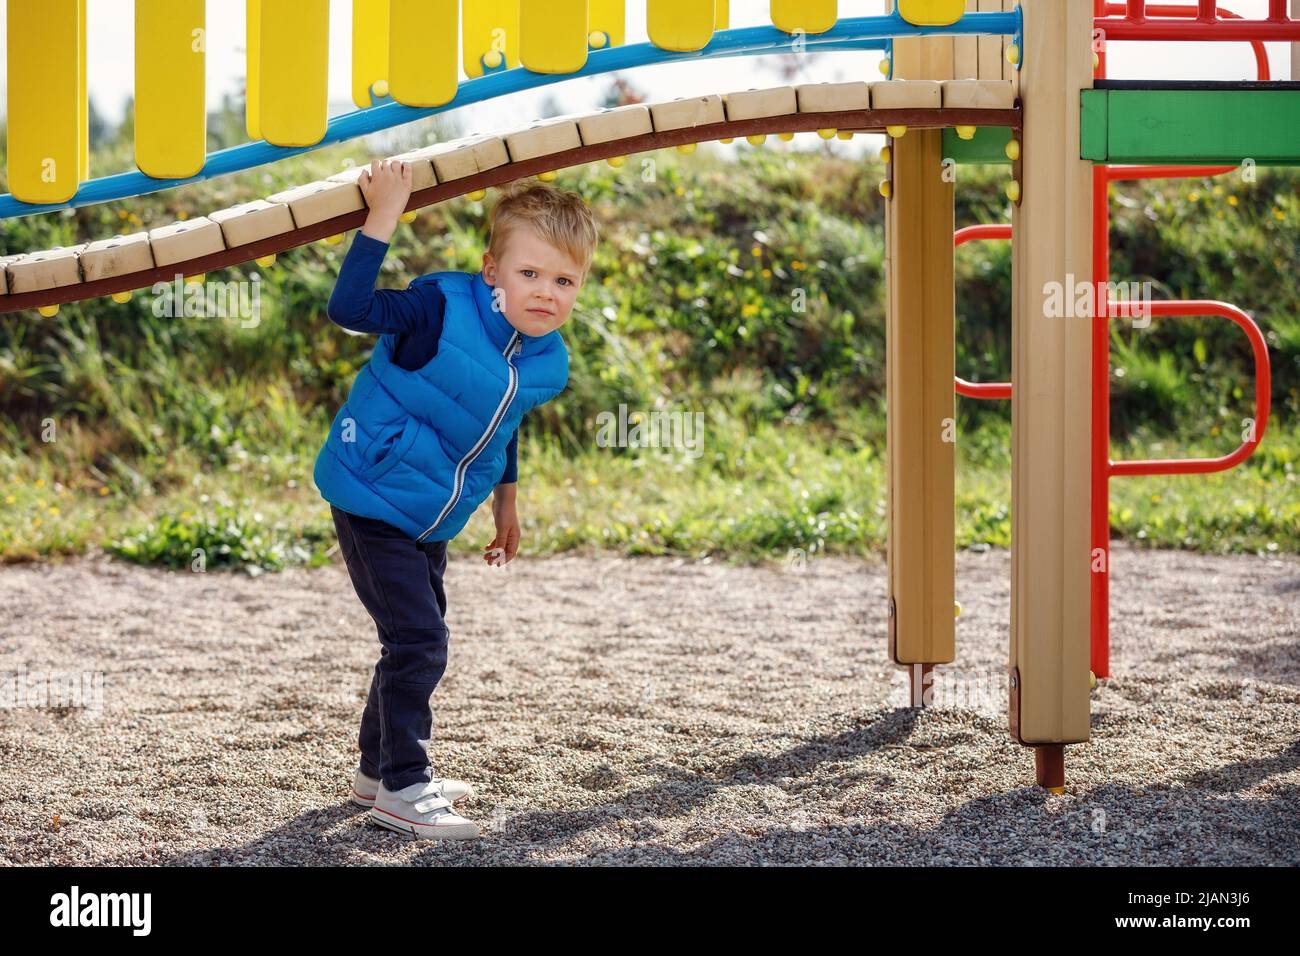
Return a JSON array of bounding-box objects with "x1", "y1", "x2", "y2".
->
[
  {"x1": 741, "y1": 303, "x2": 760, "y2": 318},
  {"x1": 98, "y1": 487, "x2": 110, "y2": 496},
  {"x1": 3, "y1": 495, "x2": 14, "y2": 505},
  {"x1": 35, "y1": 478, "x2": 45, "y2": 488},
  {"x1": 48, "y1": 506, "x2": 59, "y2": 515},
  {"x1": 1227, "y1": 195, "x2": 1238, "y2": 207},
  {"x1": 792, "y1": 260, "x2": 805, "y2": 270},
  {"x1": 761, "y1": 269, "x2": 772, "y2": 278},
  {"x1": 1187, "y1": 191, "x2": 1200, "y2": 202},
  {"x1": 1274, "y1": 208, "x2": 1285, "y2": 221},
  {"x1": 751, "y1": 245, "x2": 762, "y2": 257}
]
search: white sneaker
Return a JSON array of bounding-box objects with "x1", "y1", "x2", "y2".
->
[
  {"x1": 351, "y1": 769, "x2": 474, "y2": 808},
  {"x1": 367, "y1": 780, "x2": 481, "y2": 840}
]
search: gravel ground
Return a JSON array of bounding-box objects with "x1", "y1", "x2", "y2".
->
[{"x1": 1, "y1": 544, "x2": 1297, "y2": 866}]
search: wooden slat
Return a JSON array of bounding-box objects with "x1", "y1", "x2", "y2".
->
[
  {"x1": 942, "y1": 79, "x2": 1015, "y2": 109},
  {"x1": 977, "y1": 0, "x2": 1002, "y2": 81},
  {"x1": 5, "y1": 0, "x2": 84, "y2": 203},
  {"x1": 520, "y1": 0, "x2": 587, "y2": 74},
  {"x1": 352, "y1": 0, "x2": 389, "y2": 108},
  {"x1": 463, "y1": 1, "x2": 520, "y2": 78},
  {"x1": 722, "y1": 87, "x2": 798, "y2": 121},
  {"x1": 648, "y1": 0, "x2": 714, "y2": 52},
  {"x1": 796, "y1": 82, "x2": 871, "y2": 112},
  {"x1": 257, "y1": 0, "x2": 330, "y2": 146},
  {"x1": 390, "y1": 0, "x2": 457, "y2": 106},
  {"x1": 81, "y1": 233, "x2": 155, "y2": 282},
  {"x1": 954, "y1": 0, "x2": 979, "y2": 78},
  {"x1": 135, "y1": 0, "x2": 207, "y2": 179}
]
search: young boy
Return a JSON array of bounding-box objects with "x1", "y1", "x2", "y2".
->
[{"x1": 313, "y1": 160, "x2": 597, "y2": 839}]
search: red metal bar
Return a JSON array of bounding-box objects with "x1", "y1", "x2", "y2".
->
[
  {"x1": 1100, "y1": 4, "x2": 1272, "y2": 78},
  {"x1": 1109, "y1": 300, "x2": 1271, "y2": 476},
  {"x1": 1097, "y1": 19, "x2": 1300, "y2": 39},
  {"x1": 1105, "y1": 164, "x2": 1234, "y2": 181},
  {"x1": 1268, "y1": 0, "x2": 1288, "y2": 21},
  {"x1": 953, "y1": 225, "x2": 1014, "y2": 400},
  {"x1": 1089, "y1": 0, "x2": 1274, "y2": 679},
  {"x1": 1091, "y1": 167, "x2": 1112, "y2": 679},
  {"x1": 954, "y1": 224, "x2": 1011, "y2": 245},
  {"x1": 1129, "y1": 0, "x2": 1148, "y2": 20}
]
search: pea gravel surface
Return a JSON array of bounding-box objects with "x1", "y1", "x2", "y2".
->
[{"x1": 1, "y1": 544, "x2": 1297, "y2": 866}]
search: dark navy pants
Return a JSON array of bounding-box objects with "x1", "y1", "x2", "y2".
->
[{"x1": 331, "y1": 504, "x2": 449, "y2": 792}]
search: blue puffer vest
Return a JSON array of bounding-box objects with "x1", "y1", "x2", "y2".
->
[{"x1": 313, "y1": 270, "x2": 569, "y2": 542}]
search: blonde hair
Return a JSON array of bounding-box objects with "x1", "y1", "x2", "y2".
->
[{"x1": 486, "y1": 181, "x2": 598, "y2": 282}]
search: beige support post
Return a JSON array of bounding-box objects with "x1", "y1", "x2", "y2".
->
[
  {"x1": 1292, "y1": 1, "x2": 1299, "y2": 81},
  {"x1": 886, "y1": 21, "x2": 956, "y2": 697},
  {"x1": 1008, "y1": 0, "x2": 1094, "y2": 790}
]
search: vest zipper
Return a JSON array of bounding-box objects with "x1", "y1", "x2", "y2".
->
[{"x1": 416, "y1": 331, "x2": 522, "y2": 542}]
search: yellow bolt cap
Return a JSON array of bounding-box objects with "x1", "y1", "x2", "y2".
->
[
  {"x1": 719, "y1": 137, "x2": 734, "y2": 144},
  {"x1": 887, "y1": 125, "x2": 908, "y2": 138},
  {"x1": 255, "y1": 254, "x2": 277, "y2": 268},
  {"x1": 371, "y1": 79, "x2": 389, "y2": 99},
  {"x1": 878, "y1": 57, "x2": 891, "y2": 76},
  {"x1": 676, "y1": 142, "x2": 697, "y2": 154},
  {"x1": 747, "y1": 134, "x2": 766, "y2": 146},
  {"x1": 399, "y1": 210, "x2": 417, "y2": 224},
  {"x1": 588, "y1": 31, "x2": 608, "y2": 49},
  {"x1": 837, "y1": 130, "x2": 854, "y2": 141},
  {"x1": 537, "y1": 171, "x2": 557, "y2": 182},
  {"x1": 184, "y1": 273, "x2": 205, "y2": 285},
  {"x1": 322, "y1": 235, "x2": 342, "y2": 246},
  {"x1": 778, "y1": 131, "x2": 794, "y2": 141},
  {"x1": 468, "y1": 188, "x2": 488, "y2": 200},
  {"x1": 817, "y1": 128, "x2": 837, "y2": 139},
  {"x1": 1005, "y1": 44, "x2": 1020, "y2": 66},
  {"x1": 955, "y1": 125, "x2": 976, "y2": 141},
  {"x1": 880, "y1": 145, "x2": 892, "y2": 164},
  {"x1": 38, "y1": 304, "x2": 60, "y2": 317},
  {"x1": 607, "y1": 155, "x2": 626, "y2": 168},
  {"x1": 483, "y1": 50, "x2": 504, "y2": 70},
  {"x1": 879, "y1": 180, "x2": 892, "y2": 199},
  {"x1": 110, "y1": 291, "x2": 132, "y2": 304},
  {"x1": 1006, "y1": 180, "x2": 1021, "y2": 202},
  {"x1": 1005, "y1": 138, "x2": 1021, "y2": 161}
]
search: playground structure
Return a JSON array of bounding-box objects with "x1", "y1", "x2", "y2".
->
[{"x1": 0, "y1": 1, "x2": 1296, "y2": 792}]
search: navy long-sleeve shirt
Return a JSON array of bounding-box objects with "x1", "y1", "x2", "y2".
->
[{"x1": 326, "y1": 231, "x2": 518, "y2": 484}]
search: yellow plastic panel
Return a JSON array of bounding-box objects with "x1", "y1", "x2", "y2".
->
[
  {"x1": 464, "y1": 1, "x2": 520, "y2": 78},
  {"x1": 716, "y1": 0, "x2": 730, "y2": 29},
  {"x1": 590, "y1": 0, "x2": 626, "y2": 47},
  {"x1": 390, "y1": 0, "x2": 458, "y2": 106},
  {"x1": 257, "y1": 0, "x2": 329, "y2": 146},
  {"x1": 648, "y1": 0, "x2": 714, "y2": 52},
  {"x1": 79, "y1": 0, "x2": 88, "y2": 180},
  {"x1": 135, "y1": 0, "x2": 207, "y2": 178},
  {"x1": 772, "y1": 0, "x2": 837, "y2": 34},
  {"x1": 520, "y1": 0, "x2": 586, "y2": 74},
  {"x1": 898, "y1": 0, "x2": 967, "y2": 25},
  {"x1": 246, "y1": 0, "x2": 261, "y2": 139},
  {"x1": 352, "y1": 0, "x2": 389, "y2": 108},
  {"x1": 6, "y1": 0, "x2": 84, "y2": 203}
]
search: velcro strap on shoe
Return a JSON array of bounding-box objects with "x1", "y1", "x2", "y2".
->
[{"x1": 412, "y1": 794, "x2": 453, "y2": 815}]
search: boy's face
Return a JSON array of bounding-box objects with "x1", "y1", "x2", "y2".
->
[{"x1": 481, "y1": 224, "x2": 584, "y2": 338}]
